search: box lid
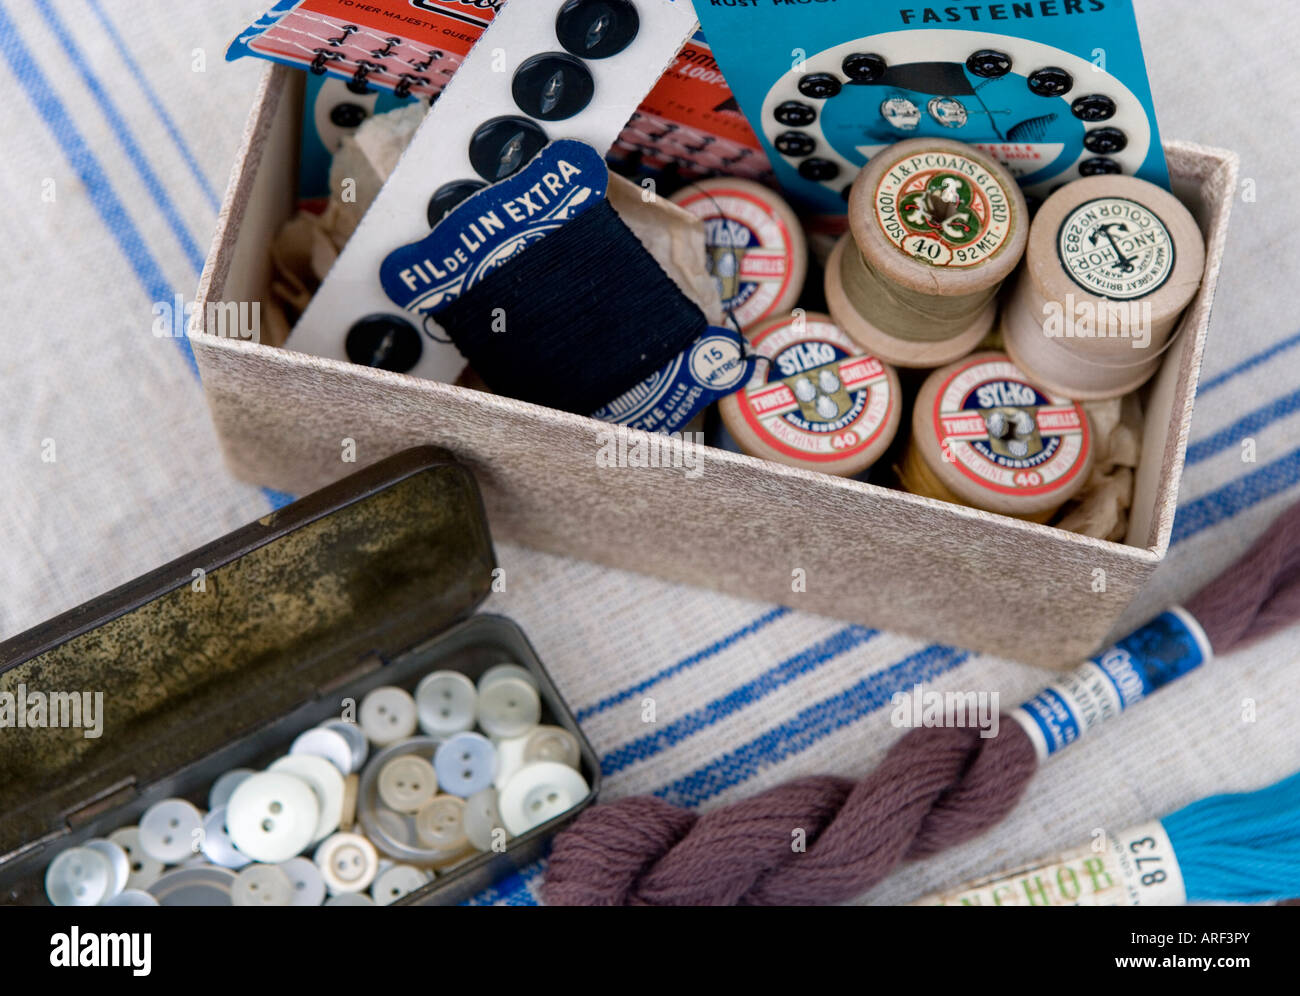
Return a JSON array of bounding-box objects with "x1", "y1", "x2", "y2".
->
[{"x1": 0, "y1": 448, "x2": 495, "y2": 862}]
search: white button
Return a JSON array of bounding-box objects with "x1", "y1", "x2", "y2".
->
[
  {"x1": 146, "y1": 865, "x2": 236, "y2": 906},
  {"x1": 341, "y1": 773, "x2": 359, "y2": 832},
  {"x1": 325, "y1": 892, "x2": 375, "y2": 906},
  {"x1": 498, "y1": 761, "x2": 590, "y2": 836},
  {"x1": 378, "y1": 755, "x2": 438, "y2": 812},
  {"x1": 291, "y1": 727, "x2": 355, "y2": 775},
  {"x1": 371, "y1": 807, "x2": 418, "y2": 848},
  {"x1": 493, "y1": 734, "x2": 529, "y2": 789},
  {"x1": 107, "y1": 827, "x2": 164, "y2": 890},
  {"x1": 199, "y1": 807, "x2": 252, "y2": 869},
  {"x1": 359, "y1": 686, "x2": 418, "y2": 745},
  {"x1": 225, "y1": 771, "x2": 321, "y2": 863},
  {"x1": 208, "y1": 768, "x2": 255, "y2": 811},
  {"x1": 45, "y1": 847, "x2": 113, "y2": 906},
  {"x1": 463, "y1": 788, "x2": 508, "y2": 852},
  {"x1": 415, "y1": 670, "x2": 477, "y2": 736},
  {"x1": 82, "y1": 838, "x2": 131, "y2": 899},
  {"x1": 104, "y1": 889, "x2": 159, "y2": 907},
  {"x1": 319, "y1": 719, "x2": 369, "y2": 772},
  {"x1": 477, "y1": 663, "x2": 538, "y2": 692},
  {"x1": 314, "y1": 832, "x2": 379, "y2": 894},
  {"x1": 476, "y1": 677, "x2": 541, "y2": 739},
  {"x1": 434, "y1": 732, "x2": 497, "y2": 797},
  {"x1": 232, "y1": 863, "x2": 295, "y2": 906},
  {"x1": 523, "y1": 725, "x2": 581, "y2": 769},
  {"x1": 415, "y1": 795, "x2": 468, "y2": 852},
  {"x1": 371, "y1": 864, "x2": 430, "y2": 905},
  {"x1": 277, "y1": 856, "x2": 327, "y2": 906},
  {"x1": 138, "y1": 798, "x2": 204, "y2": 864},
  {"x1": 268, "y1": 754, "x2": 345, "y2": 842}
]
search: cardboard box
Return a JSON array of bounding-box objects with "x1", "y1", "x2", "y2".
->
[{"x1": 192, "y1": 65, "x2": 1239, "y2": 668}]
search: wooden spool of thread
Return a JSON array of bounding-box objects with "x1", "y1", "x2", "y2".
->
[
  {"x1": 718, "y1": 311, "x2": 901, "y2": 478},
  {"x1": 1001, "y1": 174, "x2": 1205, "y2": 400},
  {"x1": 826, "y1": 138, "x2": 1028, "y2": 369},
  {"x1": 670, "y1": 178, "x2": 807, "y2": 332},
  {"x1": 902, "y1": 351, "x2": 1093, "y2": 522}
]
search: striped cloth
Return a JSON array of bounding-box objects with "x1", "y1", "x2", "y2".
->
[{"x1": 1, "y1": 1, "x2": 1297, "y2": 906}]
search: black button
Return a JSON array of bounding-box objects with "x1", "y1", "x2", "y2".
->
[
  {"x1": 346, "y1": 315, "x2": 422, "y2": 372},
  {"x1": 555, "y1": 0, "x2": 639, "y2": 60},
  {"x1": 774, "y1": 131, "x2": 816, "y2": 157},
  {"x1": 1079, "y1": 157, "x2": 1122, "y2": 176},
  {"x1": 468, "y1": 117, "x2": 549, "y2": 182},
  {"x1": 842, "y1": 52, "x2": 887, "y2": 83},
  {"x1": 512, "y1": 52, "x2": 595, "y2": 121},
  {"x1": 427, "y1": 179, "x2": 486, "y2": 227},
  {"x1": 329, "y1": 103, "x2": 368, "y2": 129},
  {"x1": 798, "y1": 73, "x2": 842, "y2": 100},
  {"x1": 1027, "y1": 67, "x2": 1073, "y2": 97},
  {"x1": 966, "y1": 49, "x2": 1012, "y2": 79},
  {"x1": 774, "y1": 101, "x2": 816, "y2": 127},
  {"x1": 798, "y1": 158, "x2": 839, "y2": 182},
  {"x1": 1083, "y1": 127, "x2": 1127, "y2": 154},
  {"x1": 1072, "y1": 93, "x2": 1116, "y2": 121}
]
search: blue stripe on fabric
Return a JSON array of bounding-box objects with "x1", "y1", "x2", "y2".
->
[
  {"x1": 1186, "y1": 386, "x2": 1300, "y2": 466},
  {"x1": 86, "y1": 0, "x2": 222, "y2": 212},
  {"x1": 1171, "y1": 446, "x2": 1300, "y2": 545},
  {"x1": 34, "y1": 0, "x2": 205, "y2": 272},
  {"x1": 1197, "y1": 329, "x2": 1300, "y2": 395},
  {"x1": 463, "y1": 861, "x2": 544, "y2": 906},
  {"x1": 601, "y1": 625, "x2": 879, "y2": 777},
  {"x1": 575, "y1": 606, "x2": 790, "y2": 723},
  {"x1": 654, "y1": 643, "x2": 971, "y2": 809}
]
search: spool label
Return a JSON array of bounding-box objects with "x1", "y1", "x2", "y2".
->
[
  {"x1": 932, "y1": 356, "x2": 1088, "y2": 498},
  {"x1": 874, "y1": 150, "x2": 1014, "y2": 268},
  {"x1": 738, "y1": 318, "x2": 893, "y2": 463},
  {"x1": 673, "y1": 187, "x2": 795, "y2": 329},
  {"x1": 1057, "y1": 196, "x2": 1177, "y2": 300}
]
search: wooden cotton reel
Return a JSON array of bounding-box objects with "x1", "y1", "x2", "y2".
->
[
  {"x1": 718, "y1": 311, "x2": 901, "y2": 478},
  {"x1": 826, "y1": 138, "x2": 1028, "y2": 368},
  {"x1": 903, "y1": 351, "x2": 1093, "y2": 523},
  {"x1": 1002, "y1": 174, "x2": 1205, "y2": 400}
]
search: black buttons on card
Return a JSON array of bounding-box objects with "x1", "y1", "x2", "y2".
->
[
  {"x1": 842, "y1": 52, "x2": 887, "y2": 83},
  {"x1": 1028, "y1": 67, "x2": 1073, "y2": 97},
  {"x1": 774, "y1": 131, "x2": 816, "y2": 157},
  {"x1": 1072, "y1": 93, "x2": 1117, "y2": 121},
  {"x1": 555, "y1": 0, "x2": 639, "y2": 60},
  {"x1": 966, "y1": 50, "x2": 1012, "y2": 79},
  {"x1": 1083, "y1": 127, "x2": 1128, "y2": 154},
  {"x1": 1079, "y1": 156, "x2": 1122, "y2": 176},
  {"x1": 346, "y1": 315, "x2": 423, "y2": 372},
  {"x1": 329, "y1": 103, "x2": 368, "y2": 129},
  {"x1": 798, "y1": 158, "x2": 839, "y2": 181},
  {"x1": 512, "y1": 53, "x2": 595, "y2": 121},
  {"x1": 774, "y1": 101, "x2": 817, "y2": 127},
  {"x1": 468, "y1": 117, "x2": 549, "y2": 182},
  {"x1": 427, "y1": 180, "x2": 486, "y2": 227},
  {"x1": 798, "y1": 73, "x2": 842, "y2": 100}
]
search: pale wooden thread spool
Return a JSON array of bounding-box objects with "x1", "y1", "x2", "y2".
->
[{"x1": 826, "y1": 138, "x2": 1028, "y2": 369}]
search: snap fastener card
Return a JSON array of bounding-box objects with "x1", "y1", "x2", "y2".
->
[{"x1": 690, "y1": 0, "x2": 1171, "y2": 215}]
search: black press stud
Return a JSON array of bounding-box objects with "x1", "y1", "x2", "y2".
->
[
  {"x1": 1027, "y1": 67, "x2": 1073, "y2": 97},
  {"x1": 842, "y1": 52, "x2": 887, "y2": 83},
  {"x1": 774, "y1": 101, "x2": 817, "y2": 127},
  {"x1": 1083, "y1": 127, "x2": 1127, "y2": 155},
  {"x1": 966, "y1": 50, "x2": 1012, "y2": 79},
  {"x1": 774, "y1": 131, "x2": 816, "y2": 157},
  {"x1": 1072, "y1": 93, "x2": 1117, "y2": 121},
  {"x1": 329, "y1": 103, "x2": 368, "y2": 129},
  {"x1": 555, "y1": 0, "x2": 639, "y2": 60},
  {"x1": 427, "y1": 179, "x2": 487, "y2": 227},
  {"x1": 798, "y1": 158, "x2": 840, "y2": 182},
  {"x1": 512, "y1": 52, "x2": 595, "y2": 121},
  {"x1": 798, "y1": 73, "x2": 842, "y2": 100},
  {"x1": 346, "y1": 314, "x2": 423, "y2": 373},
  {"x1": 1079, "y1": 157, "x2": 1123, "y2": 176},
  {"x1": 468, "y1": 117, "x2": 549, "y2": 182}
]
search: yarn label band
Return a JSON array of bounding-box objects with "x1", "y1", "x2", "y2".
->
[
  {"x1": 737, "y1": 317, "x2": 894, "y2": 463},
  {"x1": 913, "y1": 821, "x2": 1186, "y2": 906},
  {"x1": 1057, "y1": 196, "x2": 1176, "y2": 300},
  {"x1": 873, "y1": 149, "x2": 1013, "y2": 268},
  {"x1": 1011, "y1": 607, "x2": 1212, "y2": 761},
  {"x1": 932, "y1": 356, "x2": 1089, "y2": 498}
]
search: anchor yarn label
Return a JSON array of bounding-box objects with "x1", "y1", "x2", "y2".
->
[
  {"x1": 874, "y1": 149, "x2": 1014, "y2": 268},
  {"x1": 1011, "y1": 608, "x2": 1212, "y2": 761},
  {"x1": 1057, "y1": 196, "x2": 1176, "y2": 300}
]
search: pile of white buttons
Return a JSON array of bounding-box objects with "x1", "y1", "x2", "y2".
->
[{"x1": 43, "y1": 663, "x2": 589, "y2": 906}]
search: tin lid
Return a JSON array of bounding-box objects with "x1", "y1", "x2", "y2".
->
[{"x1": 0, "y1": 448, "x2": 495, "y2": 863}]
